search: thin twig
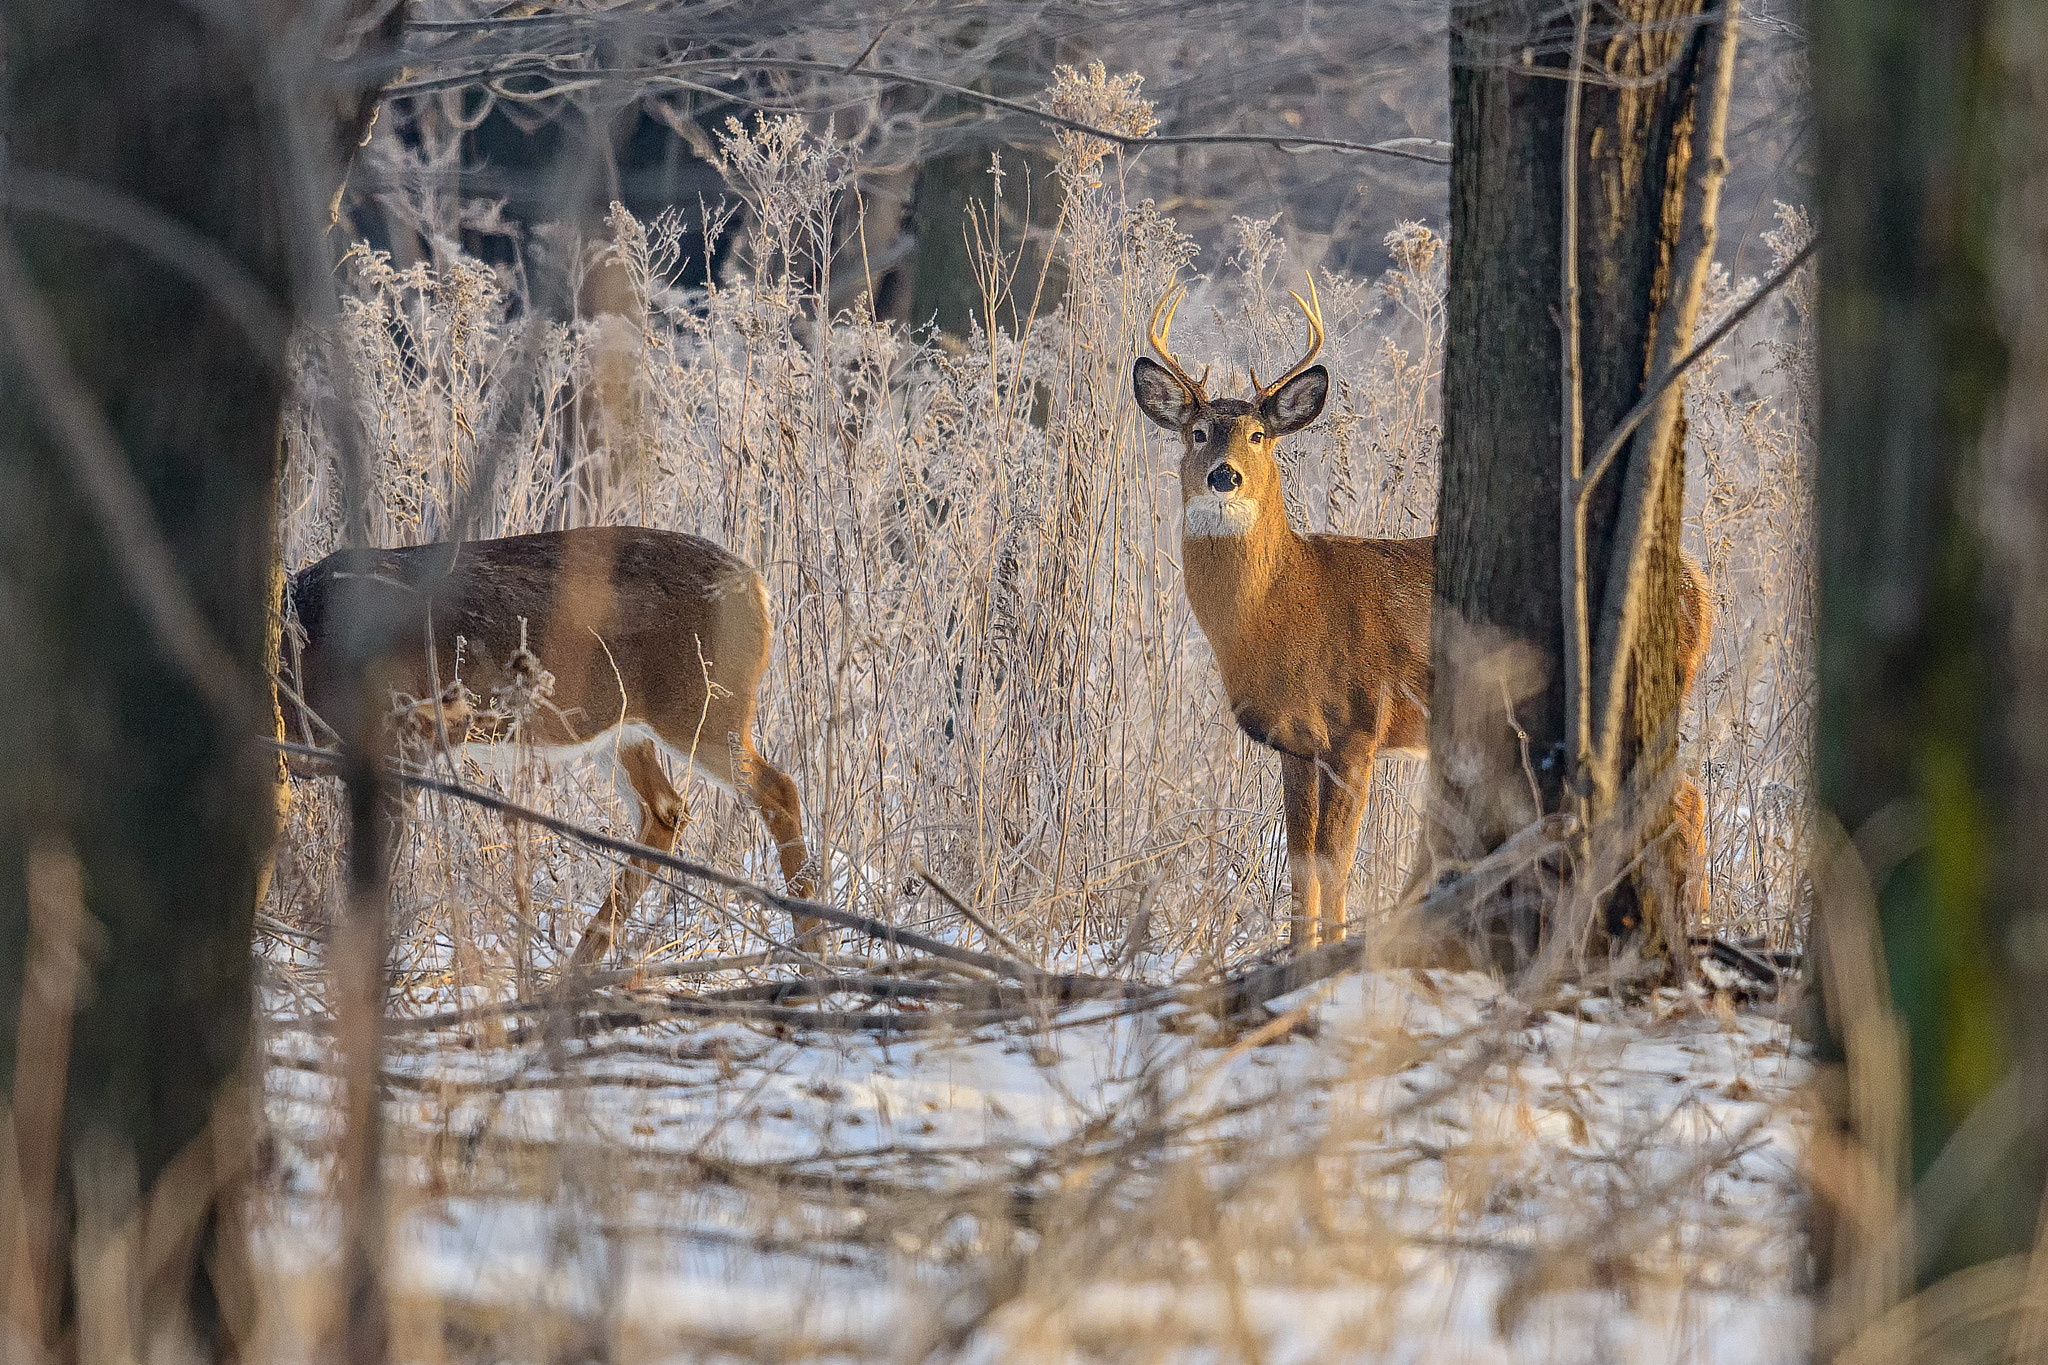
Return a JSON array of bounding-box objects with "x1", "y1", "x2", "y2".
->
[
  {"x1": 1560, "y1": 0, "x2": 1594, "y2": 788},
  {"x1": 914, "y1": 862, "x2": 1033, "y2": 964},
  {"x1": 1576, "y1": 232, "x2": 1817, "y2": 512},
  {"x1": 1111, "y1": 877, "x2": 1159, "y2": 974},
  {"x1": 839, "y1": 24, "x2": 889, "y2": 74}
]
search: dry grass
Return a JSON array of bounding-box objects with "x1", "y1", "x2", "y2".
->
[
  {"x1": 1686, "y1": 202, "x2": 1818, "y2": 953},
  {"x1": 255, "y1": 77, "x2": 1820, "y2": 1363}
]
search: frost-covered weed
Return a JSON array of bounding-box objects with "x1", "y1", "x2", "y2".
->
[
  {"x1": 260, "y1": 78, "x2": 1820, "y2": 1365},
  {"x1": 277, "y1": 103, "x2": 1813, "y2": 970},
  {"x1": 1685, "y1": 202, "x2": 1819, "y2": 949}
]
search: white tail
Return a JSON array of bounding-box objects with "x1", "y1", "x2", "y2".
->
[
  {"x1": 1134, "y1": 283, "x2": 1711, "y2": 950},
  {"x1": 283, "y1": 526, "x2": 814, "y2": 966}
]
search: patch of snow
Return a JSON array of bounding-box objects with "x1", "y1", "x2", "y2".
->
[{"x1": 259, "y1": 947, "x2": 1811, "y2": 1362}]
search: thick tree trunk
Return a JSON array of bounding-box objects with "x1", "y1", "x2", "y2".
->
[
  {"x1": 1427, "y1": 0, "x2": 1723, "y2": 968},
  {"x1": 1807, "y1": 0, "x2": 2048, "y2": 1351},
  {"x1": 0, "y1": 2, "x2": 398, "y2": 1357},
  {"x1": 0, "y1": 6, "x2": 287, "y2": 1352}
]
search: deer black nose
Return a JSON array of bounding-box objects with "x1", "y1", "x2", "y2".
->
[{"x1": 1207, "y1": 464, "x2": 1243, "y2": 494}]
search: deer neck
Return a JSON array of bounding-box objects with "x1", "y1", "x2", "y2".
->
[{"x1": 1180, "y1": 496, "x2": 1301, "y2": 660}]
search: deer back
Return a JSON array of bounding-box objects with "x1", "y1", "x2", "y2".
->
[{"x1": 286, "y1": 526, "x2": 773, "y2": 751}]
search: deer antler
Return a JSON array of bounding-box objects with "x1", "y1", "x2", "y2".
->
[
  {"x1": 1147, "y1": 283, "x2": 1211, "y2": 404},
  {"x1": 1249, "y1": 274, "x2": 1326, "y2": 401}
]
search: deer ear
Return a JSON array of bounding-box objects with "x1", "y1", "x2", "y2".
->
[
  {"x1": 1134, "y1": 357, "x2": 1198, "y2": 431},
  {"x1": 1262, "y1": 365, "x2": 1329, "y2": 435}
]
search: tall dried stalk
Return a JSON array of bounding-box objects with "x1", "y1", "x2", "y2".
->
[{"x1": 279, "y1": 91, "x2": 1812, "y2": 978}]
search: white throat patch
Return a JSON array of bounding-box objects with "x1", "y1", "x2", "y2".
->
[{"x1": 1183, "y1": 493, "x2": 1259, "y2": 539}]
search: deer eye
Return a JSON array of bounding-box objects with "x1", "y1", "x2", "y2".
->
[
  {"x1": 1191, "y1": 428, "x2": 1208, "y2": 444},
  {"x1": 1250, "y1": 429, "x2": 1265, "y2": 444}
]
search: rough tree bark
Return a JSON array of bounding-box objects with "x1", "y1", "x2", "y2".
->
[
  {"x1": 1426, "y1": 0, "x2": 1730, "y2": 968},
  {"x1": 1806, "y1": 0, "x2": 2048, "y2": 1354},
  {"x1": 0, "y1": 2, "x2": 398, "y2": 1358}
]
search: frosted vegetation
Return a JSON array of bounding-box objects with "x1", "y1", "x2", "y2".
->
[{"x1": 264, "y1": 71, "x2": 1818, "y2": 1359}]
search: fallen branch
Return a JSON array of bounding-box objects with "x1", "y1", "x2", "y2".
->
[
  {"x1": 271, "y1": 737, "x2": 1083, "y2": 989},
  {"x1": 701, "y1": 970, "x2": 1150, "y2": 1010},
  {"x1": 516, "y1": 994, "x2": 1157, "y2": 1040},
  {"x1": 384, "y1": 951, "x2": 889, "y2": 1033},
  {"x1": 913, "y1": 862, "x2": 1034, "y2": 965},
  {"x1": 271, "y1": 740, "x2": 1600, "y2": 1038},
  {"x1": 1689, "y1": 935, "x2": 1789, "y2": 990}
]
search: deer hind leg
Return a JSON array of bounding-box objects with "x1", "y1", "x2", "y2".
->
[
  {"x1": 569, "y1": 738, "x2": 685, "y2": 970},
  {"x1": 730, "y1": 738, "x2": 816, "y2": 943},
  {"x1": 1672, "y1": 773, "x2": 1707, "y2": 922},
  {"x1": 1312, "y1": 753, "x2": 1375, "y2": 948},
  {"x1": 1281, "y1": 753, "x2": 1322, "y2": 954}
]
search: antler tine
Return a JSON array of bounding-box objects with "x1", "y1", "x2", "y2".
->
[
  {"x1": 1254, "y1": 273, "x2": 1327, "y2": 402},
  {"x1": 1147, "y1": 283, "x2": 1210, "y2": 403}
]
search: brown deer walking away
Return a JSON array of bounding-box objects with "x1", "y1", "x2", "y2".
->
[
  {"x1": 284, "y1": 526, "x2": 815, "y2": 966},
  {"x1": 1134, "y1": 283, "x2": 1712, "y2": 952}
]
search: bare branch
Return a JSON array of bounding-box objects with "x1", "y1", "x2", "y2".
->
[
  {"x1": 377, "y1": 55, "x2": 1451, "y2": 164},
  {"x1": 1577, "y1": 233, "x2": 1818, "y2": 509}
]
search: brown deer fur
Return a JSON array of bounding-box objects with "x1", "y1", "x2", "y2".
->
[
  {"x1": 285, "y1": 526, "x2": 814, "y2": 965},
  {"x1": 1135, "y1": 287, "x2": 1711, "y2": 951}
]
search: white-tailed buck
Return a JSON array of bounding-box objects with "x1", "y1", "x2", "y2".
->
[
  {"x1": 1133, "y1": 283, "x2": 1711, "y2": 950},
  {"x1": 284, "y1": 526, "x2": 814, "y2": 966}
]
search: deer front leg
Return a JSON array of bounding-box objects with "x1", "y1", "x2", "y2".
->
[
  {"x1": 1312, "y1": 750, "x2": 1376, "y2": 948},
  {"x1": 1280, "y1": 752, "x2": 1322, "y2": 953},
  {"x1": 570, "y1": 739, "x2": 685, "y2": 971}
]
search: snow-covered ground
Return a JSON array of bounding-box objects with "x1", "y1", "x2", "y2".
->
[{"x1": 256, "y1": 927, "x2": 1811, "y2": 1364}]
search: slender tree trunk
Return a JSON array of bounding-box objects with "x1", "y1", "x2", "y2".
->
[
  {"x1": 0, "y1": 2, "x2": 398, "y2": 1357},
  {"x1": 1807, "y1": 0, "x2": 2048, "y2": 1352},
  {"x1": 1427, "y1": 0, "x2": 1726, "y2": 969}
]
